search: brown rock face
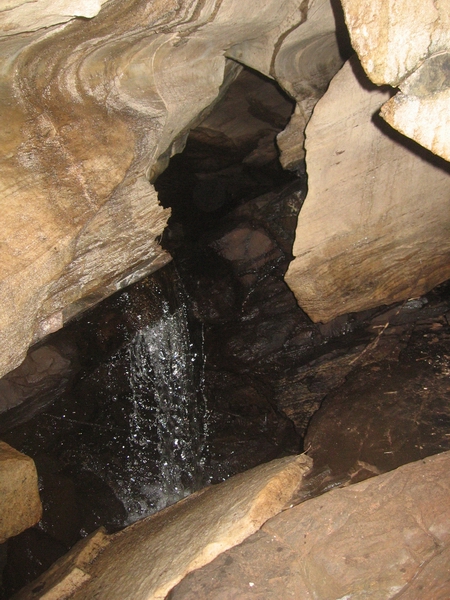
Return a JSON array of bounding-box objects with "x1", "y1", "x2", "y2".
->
[
  {"x1": 0, "y1": 0, "x2": 343, "y2": 379},
  {"x1": 170, "y1": 451, "x2": 450, "y2": 599},
  {"x1": 286, "y1": 56, "x2": 450, "y2": 322},
  {"x1": 1, "y1": 0, "x2": 450, "y2": 376},
  {"x1": 14, "y1": 455, "x2": 311, "y2": 600},
  {"x1": 0, "y1": 441, "x2": 42, "y2": 543}
]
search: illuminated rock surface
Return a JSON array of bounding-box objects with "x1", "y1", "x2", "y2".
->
[
  {"x1": 170, "y1": 451, "x2": 450, "y2": 600},
  {"x1": 0, "y1": 442, "x2": 41, "y2": 543},
  {"x1": 341, "y1": 0, "x2": 450, "y2": 160},
  {"x1": 286, "y1": 57, "x2": 450, "y2": 322},
  {"x1": 13, "y1": 455, "x2": 311, "y2": 600}
]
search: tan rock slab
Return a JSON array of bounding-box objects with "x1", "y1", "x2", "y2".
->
[
  {"x1": 381, "y1": 70, "x2": 450, "y2": 162},
  {"x1": 14, "y1": 454, "x2": 311, "y2": 600},
  {"x1": 10, "y1": 528, "x2": 111, "y2": 600},
  {"x1": 285, "y1": 56, "x2": 450, "y2": 322},
  {"x1": 340, "y1": 0, "x2": 445, "y2": 86},
  {"x1": 275, "y1": 0, "x2": 345, "y2": 169},
  {"x1": 0, "y1": 441, "x2": 42, "y2": 543},
  {"x1": 340, "y1": 0, "x2": 450, "y2": 161},
  {"x1": 170, "y1": 450, "x2": 450, "y2": 599}
]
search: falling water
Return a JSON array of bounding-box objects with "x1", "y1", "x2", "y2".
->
[{"x1": 121, "y1": 287, "x2": 208, "y2": 522}]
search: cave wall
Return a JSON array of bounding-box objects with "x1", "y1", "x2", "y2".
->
[
  {"x1": 286, "y1": 0, "x2": 450, "y2": 321},
  {"x1": 285, "y1": 56, "x2": 450, "y2": 322},
  {"x1": 0, "y1": 0, "x2": 449, "y2": 377},
  {"x1": 0, "y1": 0, "x2": 343, "y2": 378}
]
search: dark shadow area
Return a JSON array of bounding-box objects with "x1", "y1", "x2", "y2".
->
[
  {"x1": 329, "y1": 0, "x2": 354, "y2": 61},
  {"x1": 348, "y1": 51, "x2": 395, "y2": 94},
  {"x1": 155, "y1": 66, "x2": 298, "y2": 245}
]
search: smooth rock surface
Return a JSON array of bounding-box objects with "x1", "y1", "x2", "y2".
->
[
  {"x1": 0, "y1": 441, "x2": 42, "y2": 543},
  {"x1": 275, "y1": 0, "x2": 347, "y2": 170},
  {"x1": 285, "y1": 56, "x2": 450, "y2": 322},
  {"x1": 0, "y1": 0, "x2": 343, "y2": 379},
  {"x1": 14, "y1": 455, "x2": 311, "y2": 600},
  {"x1": 170, "y1": 450, "x2": 450, "y2": 599}
]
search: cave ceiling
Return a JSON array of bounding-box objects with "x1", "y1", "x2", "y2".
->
[{"x1": 1, "y1": 0, "x2": 450, "y2": 378}]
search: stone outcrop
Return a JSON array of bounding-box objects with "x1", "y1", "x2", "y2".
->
[
  {"x1": 286, "y1": 56, "x2": 450, "y2": 322},
  {"x1": 0, "y1": 0, "x2": 346, "y2": 379},
  {"x1": 0, "y1": 441, "x2": 42, "y2": 543},
  {"x1": 299, "y1": 291, "x2": 450, "y2": 495},
  {"x1": 284, "y1": 0, "x2": 450, "y2": 322},
  {"x1": 170, "y1": 450, "x2": 450, "y2": 599},
  {"x1": 274, "y1": 0, "x2": 348, "y2": 171},
  {"x1": 13, "y1": 455, "x2": 311, "y2": 600},
  {"x1": 341, "y1": 0, "x2": 450, "y2": 161},
  {"x1": 0, "y1": 344, "x2": 74, "y2": 416}
]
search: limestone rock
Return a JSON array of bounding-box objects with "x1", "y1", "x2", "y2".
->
[
  {"x1": 341, "y1": 0, "x2": 450, "y2": 160},
  {"x1": 0, "y1": 441, "x2": 42, "y2": 543},
  {"x1": 381, "y1": 60, "x2": 450, "y2": 162},
  {"x1": 3, "y1": 0, "x2": 449, "y2": 381},
  {"x1": 0, "y1": 0, "x2": 110, "y2": 34},
  {"x1": 0, "y1": 0, "x2": 343, "y2": 379},
  {"x1": 285, "y1": 56, "x2": 450, "y2": 322},
  {"x1": 275, "y1": 0, "x2": 347, "y2": 169},
  {"x1": 170, "y1": 450, "x2": 450, "y2": 599},
  {"x1": 14, "y1": 454, "x2": 311, "y2": 600}
]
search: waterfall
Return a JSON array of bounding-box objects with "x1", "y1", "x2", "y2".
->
[{"x1": 122, "y1": 287, "x2": 208, "y2": 522}]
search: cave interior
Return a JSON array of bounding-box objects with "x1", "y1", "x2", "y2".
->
[{"x1": 1, "y1": 32, "x2": 450, "y2": 600}]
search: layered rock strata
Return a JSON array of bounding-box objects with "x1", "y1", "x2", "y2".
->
[
  {"x1": 1, "y1": 0, "x2": 450, "y2": 373},
  {"x1": 170, "y1": 450, "x2": 450, "y2": 599},
  {"x1": 13, "y1": 455, "x2": 311, "y2": 600},
  {"x1": 0, "y1": 0, "x2": 343, "y2": 378}
]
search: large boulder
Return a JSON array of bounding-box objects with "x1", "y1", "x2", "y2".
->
[
  {"x1": 13, "y1": 455, "x2": 311, "y2": 600},
  {"x1": 170, "y1": 450, "x2": 450, "y2": 599},
  {"x1": 286, "y1": 56, "x2": 450, "y2": 322},
  {"x1": 341, "y1": 0, "x2": 450, "y2": 161}
]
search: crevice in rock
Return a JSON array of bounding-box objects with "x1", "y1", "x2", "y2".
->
[{"x1": 0, "y1": 65, "x2": 306, "y2": 597}]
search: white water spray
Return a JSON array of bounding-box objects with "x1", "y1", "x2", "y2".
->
[{"x1": 124, "y1": 297, "x2": 208, "y2": 521}]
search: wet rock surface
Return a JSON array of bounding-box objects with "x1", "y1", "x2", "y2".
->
[
  {"x1": 2, "y1": 84, "x2": 450, "y2": 595},
  {"x1": 0, "y1": 344, "x2": 77, "y2": 431},
  {"x1": 13, "y1": 456, "x2": 312, "y2": 600},
  {"x1": 299, "y1": 286, "x2": 450, "y2": 499}
]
